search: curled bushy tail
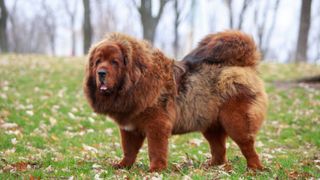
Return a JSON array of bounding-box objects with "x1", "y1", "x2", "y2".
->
[{"x1": 182, "y1": 30, "x2": 260, "y2": 67}]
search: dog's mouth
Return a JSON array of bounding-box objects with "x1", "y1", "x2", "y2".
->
[
  {"x1": 98, "y1": 81, "x2": 113, "y2": 94},
  {"x1": 100, "y1": 84, "x2": 108, "y2": 91},
  {"x1": 97, "y1": 75, "x2": 108, "y2": 92}
]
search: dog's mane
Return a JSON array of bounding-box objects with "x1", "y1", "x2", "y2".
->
[{"x1": 83, "y1": 33, "x2": 166, "y2": 121}]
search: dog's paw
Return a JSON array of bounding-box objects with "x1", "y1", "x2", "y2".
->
[
  {"x1": 247, "y1": 164, "x2": 266, "y2": 172},
  {"x1": 149, "y1": 163, "x2": 167, "y2": 172},
  {"x1": 112, "y1": 160, "x2": 133, "y2": 169}
]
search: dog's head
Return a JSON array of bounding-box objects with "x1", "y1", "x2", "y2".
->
[
  {"x1": 88, "y1": 42, "x2": 126, "y2": 94},
  {"x1": 85, "y1": 35, "x2": 146, "y2": 98}
]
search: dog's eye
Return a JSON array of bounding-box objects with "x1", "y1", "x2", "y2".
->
[
  {"x1": 111, "y1": 59, "x2": 118, "y2": 66},
  {"x1": 95, "y1": 59, "x2": 101, "y2": 66}
]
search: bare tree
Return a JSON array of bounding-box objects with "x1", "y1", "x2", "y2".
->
[
  {"x1": 173, "y1": 0, "x2": 180, "y2": 58},
  {"x1": 27, "y1": 14, "x2": 50, "y2": 53},
  {"x1": 92, "y1": 0, "x2": 116, "y2": 40},
  {"x1": 83, "y1": 0, "x2": 92, "y2": 54},
  {"x1": 172, "y1": 0, "x2": 191, "y2": 58},
  {"x1": 262, "y1": 0, "x2": 280, "y2": 57},
  {"x1": 295, "y1": 0, "x2": 313, "y2": 62},
  {"x1": 63, "y1": 0, "x2": 78, "y2": 56},
  {"x1": 41, "y1": 0, "x2": 56, "y2": 55},
  {"x1": 7, "y1": 0, "x2": 18, "y2": 52},
  {"x1": 0, "y1": 0, "x2": 9, "y2": 52},
  {"x1": 311, "y1": 8, "x2": 320, "y2": 62},
  {"x1": 224, "y1": 0, "x2": 252, "y2": 30},
  {"x1": 317, "y1": 8, "x2": 320, "y2": 62},
  {"x1": 5, "y1": 0, "x2": 50, "y2": 54},
  {"x1": 184, "y1": 0, "x2": 196, "y2": 56},
  {"x1": 225, "y1": 0, "x2": 234, "y2": 28},
  {"x1": 317, "y1": 31, "x2": 320, "y2": 62},
  {"x1": 237, "y1": 0, "x2": 251, "y2": 30},
  {"x1": 254, "y1": 0, "x2": 280, "y2": 59},
  {"x1": 8, "y1": 13, "x2": 48, "y2": 53},
  {"x1": 133, "y1": 0, "x2": 170, "y2": 43}
]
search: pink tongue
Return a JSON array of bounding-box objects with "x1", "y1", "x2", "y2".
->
[{"x1": 100, "y1": 85, "x2": 107, "y2": 90}]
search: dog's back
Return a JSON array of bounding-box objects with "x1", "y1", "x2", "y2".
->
[{"x1": 173, "y1": 31, "x2": 267, "y2": 135}]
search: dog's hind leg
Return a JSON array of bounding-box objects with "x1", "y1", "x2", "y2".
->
[
  {"x1": 219, "y1": 94, "x2": 265, "y2": 170},
  {"x1": 202, "y1": 123, "x2": 227, "y2": 166},
  {"x1": 232, "y1": 137, "x2": 263, "y2": 170}
]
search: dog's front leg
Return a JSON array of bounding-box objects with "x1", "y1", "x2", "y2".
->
[
  {"x1": 113, "y1": 129, "x2": 145, "y2": 169},
  {"x1": 145, "y1": 116, "x2": 172, "y2": 172}
]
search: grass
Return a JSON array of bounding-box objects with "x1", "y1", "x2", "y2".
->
[{"x1": 0, "y1": 54, "x2": 319, "y2": 179}]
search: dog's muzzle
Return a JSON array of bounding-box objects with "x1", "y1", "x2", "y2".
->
[
  {"x1": 98, "y1": 69, "x2": 107, "y2": 83},
  {"x1": 97, "y1": 69, "x2": 108, "y2": 91}
]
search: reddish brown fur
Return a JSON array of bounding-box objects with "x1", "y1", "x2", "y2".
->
[
  {"x1": 183, "y1": 30, "x2": 260, "y2": 67},
  {"x1": 83, "y1": 31, "x2": 268, "y2": 172}
]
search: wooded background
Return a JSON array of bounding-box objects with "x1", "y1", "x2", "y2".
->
[{"x1": 0, "y1": 0, "x2": 319, "y2": 63}]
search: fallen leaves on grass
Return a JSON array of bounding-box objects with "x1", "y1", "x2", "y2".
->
[
  {"x1": 188, "y1": 138, "x2": 203, "y2": 147},
  {"x1": 286, "y1": 170, "x2": 312, "y2": 179},
  {"x1": 104, "y1": 128, "x2": 113, "y2": 136},
  {"x1": 82, "y1": 144, "x2": 98, "y2": 154},
  {"x1": 2, "y1": 148, "x2": 16, "y2": 156},
  {"x1": 26, "y1": 110, "x2": 34, "y2": 116},
  {"x1": 11, "y1": 138, "x2": 18, "y2": 145},
  {"x1": 68, "y1": 112, "x2": 77, "y2": 120},
  {"x1": 45, "y1": 165, "x2": 54, "y2": 173},
  {"x1": 142, "y1": 172, "x2": 163, "y2": 180},
  {"x1": 1, "y1": 55, "x2": 320, "y2": 178},
  {"x1": 2, "y1": 161, "x2": 40, "y2": 173},
  {"x1": 0, "y1": 120, "x2": 22, "y2": 136},
  {"x1": 1, "y1": 122, "x2": 18, "y2": 129}
]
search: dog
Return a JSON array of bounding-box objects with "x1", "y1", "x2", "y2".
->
[{"x1": 83, "y1": 31, "x2": 268, "y2": 172}]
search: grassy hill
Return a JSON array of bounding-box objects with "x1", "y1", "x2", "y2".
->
[{"x1": 0, "y1": 54, "x2": 319, "y2": 179}]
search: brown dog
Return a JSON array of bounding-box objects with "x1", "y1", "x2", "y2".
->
[{"x1": 83, "y1": 31, "x2": 268, "y2": 172}]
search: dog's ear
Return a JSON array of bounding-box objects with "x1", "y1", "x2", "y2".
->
[
  {"x1": 83, "y1": 46, "x2": 97, "y2": 107},
  {"x1": 83, "y1": 75, "x2": 97, "y2": 105},
  {"x1": 117, "y1": 41, "x2": 144, "y2": 81},
  {"x1": 182, "y1": 46, "x2": 207, "y2": 63},
  {"x1": 117, "y1": 41, "x2": 149, "y2": 93},
  {"x1": 120, "y1": 60, "x2": 145, "y2": 94},
  {"x1": 131, "y1": 61, "x2": 144, "y2": 84},
  {"x1": 182, "y1": 35, "x2": 212, "y2": 63},
  {"x1": 116, "y1": 41, "x2": 132, "y2": 67},
  {"x1": 123, "y1": 55, "x2": 128, "y2": 66},
  {"x1": 182, "y1": 34, "x2": 228, "y2": 65},
  {"x1": 88, "y1": 46, "x2": 97, "y2": 68}
]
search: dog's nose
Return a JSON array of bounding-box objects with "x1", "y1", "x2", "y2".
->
[
  {"x1": 98, "y1": 69, "x2": 107, "y2": 77},
  {"x1": 98, "y1": 69, "x2": 107, "y2": 83}
]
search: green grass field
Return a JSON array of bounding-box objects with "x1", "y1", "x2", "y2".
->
[{"x1": 0, "y1": 54, "x2": 319, "y2": 179}]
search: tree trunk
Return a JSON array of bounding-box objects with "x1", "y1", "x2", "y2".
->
[
  {"x1": 137, "y1": 0, "x2": 168, "y2": 44},
  {"x1": 71, "y1": 18, "x2": 76, "y2": 56},
  {"x1": 83, "y1": 0, "x2": 92, "y2": 54},
  {"x1": 41, "y1": 0, "x2": 56, "y2": 56},
  {"x1": 0, "y1": 0, "x2": 9, "y2": 52},
  {"x1": 262, "y1": 0, "x2": 280, "y2": 59},
  {"x1": 225, "y1": 0, "x2": 234, "y2": 28},
  {"x1": 8, "y1": 0, "x2": 18, "y2": 52},
  {"x1": 297, "y1": 75, "x2": 320, "y2": 83},
  {"x1": 295, "y1": 0, "x2": 312, "y2": 63},
  {"x1": 237, "y1": 0, "x2": 251, "y2": 30},
  {"x1": 63, "y1": 1, "x2": 77, "y2": 56},
  {"x1": 254, "y1": 0, "x2": 280, "y2": 60},
  {"x1": 173, "y1": 0, "x2": 179, "y2": 58}
]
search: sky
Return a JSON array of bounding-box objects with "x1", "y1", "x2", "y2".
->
[{"x1": 5, "y1": 0, "x2": 320, "y2": 62}]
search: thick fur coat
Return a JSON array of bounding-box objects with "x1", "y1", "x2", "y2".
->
[{"x1": 83, "y1": 31, "x2": 268, "y2": 171}]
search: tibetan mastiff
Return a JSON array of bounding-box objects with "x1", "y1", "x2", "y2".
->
[{"x1": 83, "y1": 31, "x2": 268, "y2": 172}]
